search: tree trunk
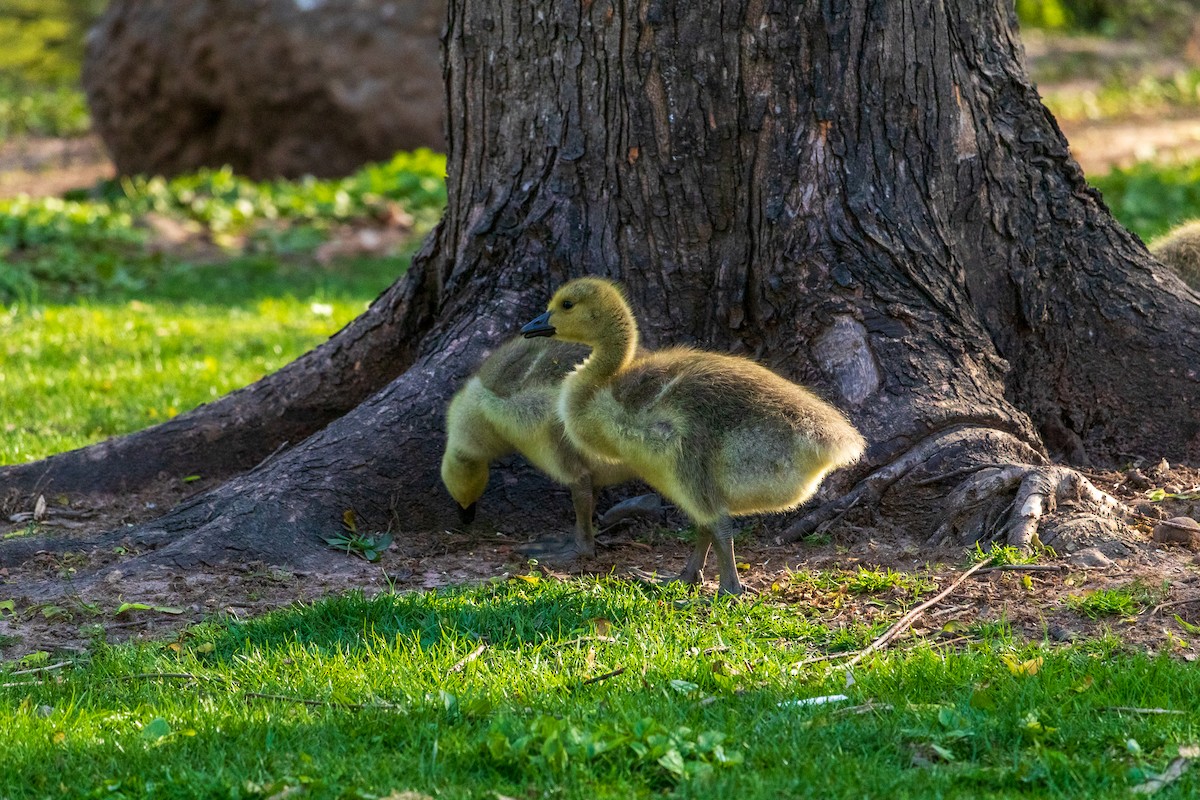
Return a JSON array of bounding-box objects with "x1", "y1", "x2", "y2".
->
[{"x1": 4, "y1": 0, "x2": 1198, "y2": 572}]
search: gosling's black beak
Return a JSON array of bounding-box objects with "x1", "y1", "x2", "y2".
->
[
  {"x1": 458, "y1": 502, "x2": 477, "y2": 525},
  {"x1": 521, "y1": 311, "x2": 555, "y2": 339}
]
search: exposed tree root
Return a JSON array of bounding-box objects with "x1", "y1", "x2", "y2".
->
[
  {"x1": 787, "y1": 425, "x2": 1129, "y2": 551},
  {"x1": 926, "y1": 463, "x2": 1123, "y2": 549}
]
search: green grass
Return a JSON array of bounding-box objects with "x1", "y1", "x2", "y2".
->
[
  {"x1": 1041, "y1": 68, "x2": 1200, "y2": 124},
  {"x1": 970, "y1": 543, "x2": 1053, "y2": 567},
  {"x1": 0, "y1": 81, "x2": 90, "y2": 140},
  {"x1": 780, "y1": 566, "x2": 937, "y2": 598},
  {"x1": 0, "y1": 577, "x2": 1196, "y2": 799},
  {"x1": 1066, "y1": 580, "x2": 1167, "y2": 620},
  {"x1": 1090, "y1": 159, "x2": 1200, "y2": 241},
  {"x1": 0, "y1": 271, "x2": 388, "y2": 464},
  {"x1": 0, "y1": 150, "x2": 446, "y2": 464},
  {"x1": 0, "y1": 149, "x2": 447, "y2": 305}
]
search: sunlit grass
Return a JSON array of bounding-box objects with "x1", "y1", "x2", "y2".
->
[
  {"x1": 0, "y1": 296, "x2": 370, "y2": 465},
  {"x1": 1066, "y1": 580, "x2": 1168, "y2": 620},
  {"x1": 0, "y1": 150, "x2": 439, "y2": 464},
  {"x1": 1089, "y1": 158, "x2": 1200, "y2": 241},
  {"x1": 1042, "y1": 69, "x2": 1200, "y2": 124},
  {"x1": 0, "y1": 577, "x2": 1197, "y2": 799}
]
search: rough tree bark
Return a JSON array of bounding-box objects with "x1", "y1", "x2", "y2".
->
[{"x1": 3, "y1": 0, "x2": 1198, "y2": 572}]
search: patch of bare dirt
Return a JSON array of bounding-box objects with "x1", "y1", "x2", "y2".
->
[
  {"x1": 1060, "y1": 117, "x2": 1200, "y2": 176},
  {"x1": 0, "y1": 135, "x2": 113, "y2": 199},
  {"x1": 1, "y1": 466, "x2": 1197, "y2": 663}
]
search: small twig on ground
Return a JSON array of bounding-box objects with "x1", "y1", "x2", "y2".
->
[
  {"x1": 924, "y1": 635, "x2": 973, "y2": 651},
  {"x1": 1130, "y1": 755, "x2": 1192, "y2": 795},
  {"x1": 242, "y1": 691, "x2": 395, "y2": 710},
  {"x1": 245, "y1": 691, "x2": 345, "y2": 708},
  {"x1": 446, "y1": 643, "x2": 487, "y2": 675},
  {"x1": 1101, "y1": 706, "x2": 1186, "y2": 716},
  {"x1": 930, "y1": 603, "x2": 972, "y2": 618},
  {"x1": 832, "y1": 701, "x2": 896, "y2": 717},
  {"x1": 10, "y1": 661, "x2": 70, "y2": 676},
  {"x1": 790, "y1": 651, "x2": 847, "y2": 670},
  {"x1": 1150, "y1": 597, "x2": 1200, "y2": 616},
  {"x1": 101, "y1": 620, "x2": 159, "y2": 631},
  {"x1": 580, "y1": 666, "x2": 625, "y2": 686},
  {"x1": 116, "y1": 672, "x2": 213, "y2": 682},
  {"x1": 974, "y1": 564, "x2": 1065, "y2": 574},
  {"x1": 557, "y1": 634, "x2": 619, "y2": 648},
  {"x1": 844, "y1": 560, "x2": 989, "y2": 668},
  {"x1": 791, "y1": 634, "x2": 976, "y2": 673}
]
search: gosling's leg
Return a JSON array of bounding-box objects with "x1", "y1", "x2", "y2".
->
[
  {"x1": 568, "y1": 474, "x2": 599, "y2": 557},
  {"x1": 676, "y1": 527, "x2": 712, "y2": 585},
  {"x1": 708, "y1": 517, "x2": 744, "y2": 596},
  {"x1": 516, "y1": 474, "x2": 596, "y2": 561}
]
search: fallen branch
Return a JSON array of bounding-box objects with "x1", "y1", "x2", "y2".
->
[
  {"x1": 929, "y1": 603, "x2": 972, "y2": 618},
  {"x1": 244, "y1": 691, "x2": 351, "y2": 708},
  {"x1": 832, "y1": 701, "x2": 896, "y2": 717},
  {"x1": 242, "y1": 691, "x2": 397, "y2": 710},
  {"x1": 1130, "y1": 756, "x2": 1191, "y2": 795},
  {"x1": 580, "y1": 666, "x2": 625, "y2": 686},
  {"x1": 791, "y1": 634, "x2": 976, "y2": 673},
  {"x1": 844, "y1": 560, "x2": 989, "y2": 669},
  {"x1": 1100, "y1": 706, "x2": 1186, "y2": 716},
  {"x1": 117, "y1": 672, "x2": 214, "y2": 682}
]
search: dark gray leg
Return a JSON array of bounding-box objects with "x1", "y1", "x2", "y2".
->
[
  {"x1": 675, "y1": 527, "x2": 712, "y2": 585},
  {"x1": 708, "y1": 517, "x2": 744, "y2": 596},
  {"x1": 568, "y1": 474, "x2": 598, "y2": 557},
  {"x1": 516, "y1": 474, "x2": 596, "y2": 561}
]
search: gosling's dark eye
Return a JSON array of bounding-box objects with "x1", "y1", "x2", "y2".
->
[{"x1": 561, "y1": 299, "x2": 575, "y2": 310}]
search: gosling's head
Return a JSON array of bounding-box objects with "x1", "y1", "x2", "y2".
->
[
  {"x1": 439, "y1": 450, "x2": 484, "y2": 524},
  {"x1": 520, "y1": 277, "x2": 633, "y2": 346}
]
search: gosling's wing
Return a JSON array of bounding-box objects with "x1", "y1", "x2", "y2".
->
[{"x1": 475, "y1": 337, "x2": 590, "y2": 397}]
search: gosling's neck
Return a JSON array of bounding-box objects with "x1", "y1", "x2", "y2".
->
[{"x1": 573, "y1": 307, "x2": 639, "y2": 386}]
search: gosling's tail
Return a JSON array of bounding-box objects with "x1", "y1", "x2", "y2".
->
[{"x1": 818, "y1": 418, "x2": 867, "y2": 471}]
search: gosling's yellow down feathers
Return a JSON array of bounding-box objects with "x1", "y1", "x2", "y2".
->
[
  {"x1": 522, "y1": 277, "x2": 865, "y2": 594},
  {"x1": 441, "y1": 336, "x2": 634, "y2": 557}
]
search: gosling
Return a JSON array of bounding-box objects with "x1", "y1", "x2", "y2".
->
[
  {"x1": 1148, "y1": 220, "x2": 1200, "y2": 291},
  {"x1": 441, "y1": 336, "x2": 635, "y2": 559},
  {"x1": 521, "y1": 277, "x2": 866, "y2": 595}
]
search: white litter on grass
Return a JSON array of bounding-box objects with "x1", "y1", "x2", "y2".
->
[{"x1": 778, "y1": 694, "x2": 850, "y2": 708}]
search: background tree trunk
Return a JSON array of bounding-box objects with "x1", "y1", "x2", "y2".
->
[
  {"x1": 5, "y1": 0, "x2": 1198, "y2": 572},
  {"x1": 84, "y1": 0, "x2": 447, "y2": 179}
]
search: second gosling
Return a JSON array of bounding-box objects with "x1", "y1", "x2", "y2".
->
[
  {"x1": 441, "y1": 336, "x2": 635, "y2": 558},
  {"x1": 521, "y1": 277, "x2": 866, "y2": 595},
  {"x1": 1148, "y1": 219, "x2": 1200, "y2": 291}
]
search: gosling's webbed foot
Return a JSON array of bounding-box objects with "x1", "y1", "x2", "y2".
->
[
  {"x1": 715, "y1": 578, "x2": 746, "y2": 597},
  {"x1": 628, "y1": 566, "x2": 705, "y2": 586},
  {"x1": 516, "y1": 537, "x2": 595, "y2": 562}
]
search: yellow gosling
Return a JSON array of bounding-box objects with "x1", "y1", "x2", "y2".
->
[
  {"x1": 521, "y1": 277, "x2": 866, "y2": 595},
  {"x1": 1148, "y1": 220, "x2": 1200, "y2": 291},
  {"x1": 441, "y1": 336, "x2": 635, "y2": 558}
]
